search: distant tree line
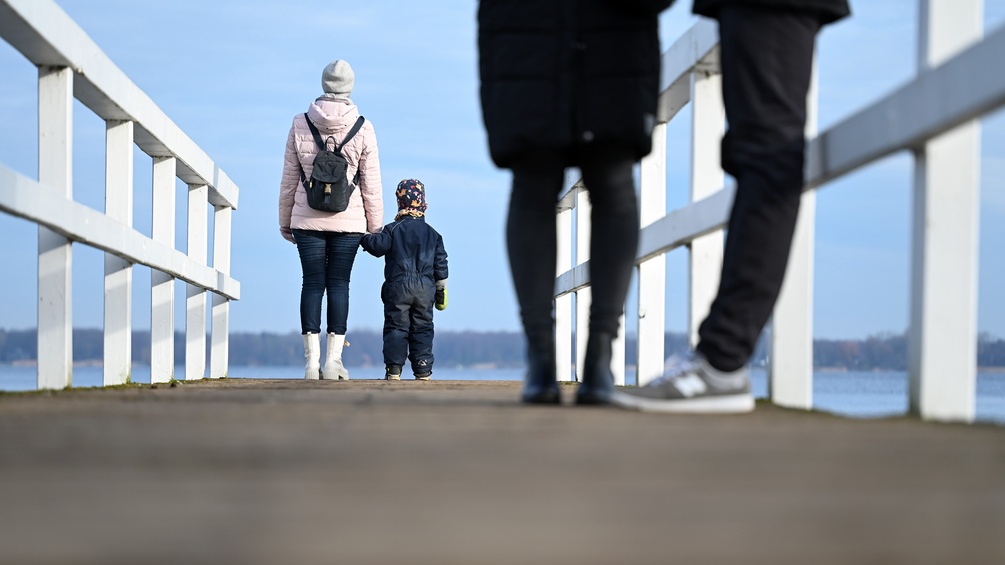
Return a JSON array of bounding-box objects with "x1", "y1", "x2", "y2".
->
[
  {"x1": 812, "y1": 332, "x2": 1005, "y2": 370},
  {"x1": 1, "y1": 328, "x2": 1003, "y2": 369},
  {"x1": 0, "y1": 328, "x2": 531, "y2": 368},
  {"x1": 814, "y1": 332, "x2": 909, "y2": 370}
]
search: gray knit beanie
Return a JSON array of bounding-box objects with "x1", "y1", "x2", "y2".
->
[{"x1": 321, "y1": 60, "x2": 354, "y2": 99}]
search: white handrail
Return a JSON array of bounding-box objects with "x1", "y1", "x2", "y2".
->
[
  {"x1": 0, "y1": 0, "x2": 239, "y2": 208},
  {"x1": 0, "y1": 164, "x2": 239, "y2": 299},
  {"x1": 0, "y1": 0, "x2": 240, "y2": 389}
]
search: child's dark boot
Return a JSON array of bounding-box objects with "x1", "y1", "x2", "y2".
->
[{"x1": 413, "y1": 359, "x2": 432, "y2": 381}]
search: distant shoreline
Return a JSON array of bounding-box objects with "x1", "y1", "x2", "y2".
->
[
  {"x1": 4, "y1": 329, "x2": 1004, "y2": 369},
  {"x1": 5, "y1": 361, "x2": 1005, "y2": 373}
]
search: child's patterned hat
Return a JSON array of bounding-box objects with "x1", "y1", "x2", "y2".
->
[{"x1": 395, "y1": 178, "x2": 427, "y2": 219}]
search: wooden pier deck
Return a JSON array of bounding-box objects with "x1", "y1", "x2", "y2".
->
[{"x1": 1, "y1": 378, "x2": 1003, "y2": 564}]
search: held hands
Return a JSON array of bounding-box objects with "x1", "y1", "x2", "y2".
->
[
  {"x1": 435, "y1": 280, "x2": 448, "y2": 311},
  {"x1": 360, "y1": 233, "x2": 376, "y2": 256}
]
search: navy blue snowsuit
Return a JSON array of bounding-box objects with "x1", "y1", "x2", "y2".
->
[{"x1": 361, "y1": 216, "x2": 448, "y2": 374}]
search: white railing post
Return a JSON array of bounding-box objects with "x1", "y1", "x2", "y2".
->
[
  {"x1": 687, "y1": 70, "x2": 725, "y2": 348},
  {"x1": 37, "y1": 65, "x2": 73, "y2": 391},
  {"x1": 150, "y1": 157, "x2": 176, "y2": 384},
  {"x1": 556, "y1": 205, "x2": 574, "y2": 381},
  {"x1": 575, "y1": 189, "x2": 591, "y2": 381},
  {"x1": 186, "y1": 184, "x2": 208, "y2": 381},
  {"x1": 769, "y1": 199, "x2": 816, "y2": 408},
  {"x1": 637, "y1": 123, "x2": 667, "y2": 386},
  {"x1": 769, "y1": 62, "x2": 819, "y2": 410},
  {"x1": 909, "y1": 0, "x2": 982, "y2": 422},
  {"x1": 103, "y1": 119, "x2": 134, "y2": 386},
  {"x1": 211, "y1": 205, "x2": 232, "y2": 379}
]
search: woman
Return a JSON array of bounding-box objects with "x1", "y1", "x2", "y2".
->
[
  {"x1": 279, "y1": 59, "x2": 383, "y2": 380},
  {"x1": 478, "y1": 0, "x2": 670, "y2": 404}
]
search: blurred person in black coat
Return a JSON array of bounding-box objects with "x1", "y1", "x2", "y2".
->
[{"x1": 479, "y1": 0, "x2": 673, "y2": 405}]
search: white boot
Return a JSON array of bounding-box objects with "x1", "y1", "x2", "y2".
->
[
  {"x1": 323, "y1": 333, "x2": 350, "y2": 380},
  {"x1": 303, "y1": 333, "x2": 321, "y2": 380}
]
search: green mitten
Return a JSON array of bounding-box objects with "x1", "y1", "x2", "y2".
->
[{"x1": 435, "y1": 286, "x2": 448, "y2": 311}]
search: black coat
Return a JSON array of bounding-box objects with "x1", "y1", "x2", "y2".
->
[
  {"x1": 692, "y1": 0, "x2": 850, "y2": 24},
  {"x1": 478, "y1": 0, "x2": 671, "y2": 169}
]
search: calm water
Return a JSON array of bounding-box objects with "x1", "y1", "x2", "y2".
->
[{"x1": 2, "y1": 365, "x2": 1002, "y2": 424}]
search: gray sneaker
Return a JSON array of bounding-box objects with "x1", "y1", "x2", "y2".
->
[{"x1": 611, "y1": 353, "x2": 754, "y2": 414}]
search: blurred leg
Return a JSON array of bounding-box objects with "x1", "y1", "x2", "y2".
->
[
  {"x1": 508, "y1": 152, "x2": 565, "y2": 403},
  {"x1": 697, "y1": 7, "x2": 821, "y2": 372},
  {"x1": 579, "y1": 145, "x2": 639, "y2": 337},
  {"x1": 576, "y1": 144, "x2": 639, "y2": 404}
]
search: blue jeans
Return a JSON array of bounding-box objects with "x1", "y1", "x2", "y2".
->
[{"x1": 293, "y1": 230, "x2": 364, "y2": 335}]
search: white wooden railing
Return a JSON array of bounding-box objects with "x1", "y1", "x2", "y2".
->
[
  {"x1": 0, "y1": 0, "x2": 240, "y2": 389},
  {"x1": 556, "y1": 0, "x2": 997, "y2": 423}
]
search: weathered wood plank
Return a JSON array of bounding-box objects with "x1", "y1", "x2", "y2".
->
[{"x1": 0, "y1": 380, "x2": 1001, "y2": 563}]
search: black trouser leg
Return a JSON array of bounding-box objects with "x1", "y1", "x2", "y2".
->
[
  {"x1": 696, "y1": 6, "x2": 821, "y2": 372},
  {"x1": 508, "y1": 153, "x2": 564, "y2": 403},
  {"x1": 508, "y1": 146, "x2": 638, "y2": 404},
  {"x1": 577, "y1": 145, "x2": 639, "y2": 404},
  {"x1": 580, "y1": 146, "x2": 639, "y2": 336}
]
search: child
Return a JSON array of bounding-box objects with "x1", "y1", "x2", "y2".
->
[{"x1": 362, "y1": 179, "x2": 449, "y2": 380}]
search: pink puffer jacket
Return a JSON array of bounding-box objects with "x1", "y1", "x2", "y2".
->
[{"x1": 279, "y1": 97, "x2": 383, "y2": 240}]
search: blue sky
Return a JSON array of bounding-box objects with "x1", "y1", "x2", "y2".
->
[{"x1": 0, "y1": 0, "x2": 1003, "y2": 340}]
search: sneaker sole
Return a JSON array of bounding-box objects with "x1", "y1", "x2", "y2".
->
[
  {"x1": 610, "y1": 390, "x2": 754, "y2": 414},
  {"x1": 385, "y1": 375, "x2": 401, "y2": 381}
]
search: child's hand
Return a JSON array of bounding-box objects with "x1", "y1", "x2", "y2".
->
[
  {"x1": 435, "y1": 283, "x2": 447, "y2": 311},
  {"x1": 360, "y1": 234, "x2": 375, "y2": 256}
]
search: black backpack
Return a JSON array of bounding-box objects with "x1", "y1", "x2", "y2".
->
[{"x1": 300, "y1": 114, "x2": 365, "y2": 213}]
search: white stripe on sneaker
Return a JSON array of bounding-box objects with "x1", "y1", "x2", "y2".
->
[
  {"x1": 611, "y1": 390, "x2": 754, "y2": 414},
  {"x1": 672, "y1": 373, "x2": 707, "y2": 398}
]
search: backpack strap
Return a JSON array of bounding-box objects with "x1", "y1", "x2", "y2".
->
[
  {"x1": 301, "y1": 113, "x2": 328, "y2": 185},
  {"x1": 339, "y1": 116, "x2": 366, "y2": 185},
  {"x1": 336, "y1": 116, "x2": 366, "y2": 154},
  {"x1": 303, "y1": 113, "x2": 365, "y2": 153},
  {"x1": 303, "y1": 113, "x2": 328, "y2": 151}
]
